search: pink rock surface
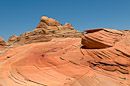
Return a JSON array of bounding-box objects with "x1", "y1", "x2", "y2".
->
[
  {"x1": 82, "y1": 28, "x2": 123, "y2": 49},
  {"x1": 0, "y1": 28, "x2": 130, "y2": 86},
  {"x1": 81, "y1": 28, "x2": 130, "y2": 74}
]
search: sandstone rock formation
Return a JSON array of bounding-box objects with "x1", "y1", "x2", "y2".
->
[
  {"x1": 7, "y1": 16, "x2": 82, "y2": 47},
  {"x1": 82, "y1": 28, "x2": 130, "y2": 74},
  {"x1": 0, "y1": 37, "x2": 7, "y2": 51},
  {"x1": 0, "y1": 28, "x2": 130, "y2": 86},
  {"x1": 36, "y1": 16, "x2": 62, "y2": 28},
  {"x1": 82, "y1": 28, "x2": 123, "y2": 49}
]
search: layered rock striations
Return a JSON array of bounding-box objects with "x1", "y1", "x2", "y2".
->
[
  {"x1": 82, "y1": 28, "x2": 130, "y2": 74},
  {"x1": 7, "y1": 16, "x2": 82, "y2": 47},
  {"x1": 82, "y1": 28, "x2": 123, "y2": 49},
  {"x1": 0, "y1": 37, "x2": 7, "y2": 51},
  {"x1": 0, "y1": 28, "x2": 130, "y2": 86}
]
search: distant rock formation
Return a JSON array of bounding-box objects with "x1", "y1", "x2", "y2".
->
[
  {"x1": 7, "y1": 16, "x2": 82, "y2": 47},
  {"x1": 36, "y1": 16, "x2": 62, "y2": 28},
  {"x1": 0, "y1": 37, "x2": 7, "y2": 51}
]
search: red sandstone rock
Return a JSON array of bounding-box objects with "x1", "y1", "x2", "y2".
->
[
  {"x1": 0, "y1": 37, "x2": 6, "y2": 46},
  {"x1": 7, "y1": 35, "x2": 18, "y2": 46},
  {"x1": 64, "y1": 23, "x2": 74, "y2": 30},
  {"x1": 7, "y1": 16, "x2": 82, "y2": 47},
  {"x1": 0, "y1": 28, "x2": 130, "y2": 86},
  {"x1": 82, "y1": 28, "x2": 123, "y2": 49},
  {"x1": 41, "y1": 16, "x2": 61, "y2": 26},
  {"x1": 1, "y1": 14, "x2": 130, "y2": 86},
  {"x1": 81, "y1": 28, "x2": 130, "y2": 74},
  {"x1": 36, "y1": 16, "x2": 62, "y2": 29},
  {"x1": 0, "y1": 37, "x2": 7, "y2": 51}
]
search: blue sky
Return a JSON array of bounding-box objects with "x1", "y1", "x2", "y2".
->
[{"x1": 0, "y1": 0, "x2": 130, "y2": 41}]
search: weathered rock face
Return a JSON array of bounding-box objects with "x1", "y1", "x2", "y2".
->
[
  {"x1": 1, "y1": 16, "x2": 130, "y2": 86},
  {"x1": 1, "y1": 32, "x2": 130, "y2": 86},
  {"x1": 7, "y1": 16, "x2": 82, "y2": 47},
  {"x1": 82, "y1": 28, "x2": 123, "y2": 49},
  {"x1": 0, "y1": 37, "x2": 6, "y2": 46},
  {"x1": 36, "y1": 16, "x2": 62, "y2": 28},
  {"x1": 0, "y1": 37, "x2": 7, "y2": 51},
  {"x1": 7, "y1": 29, "x2": 50, "y2": 46},
  {"x1": 82, "y1": 28, "x2": 130, "y2": 74}
]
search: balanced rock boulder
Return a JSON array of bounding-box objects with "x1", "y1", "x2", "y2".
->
[{"x1": 7, "y1": 16, "x2": 82, "y2": 47}]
